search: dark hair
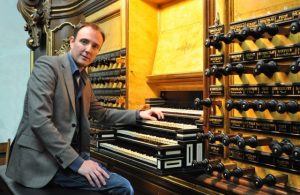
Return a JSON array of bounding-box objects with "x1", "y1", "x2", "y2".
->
[{"x1": 73, "y1": 22, "x2": 105, "y2": 42}]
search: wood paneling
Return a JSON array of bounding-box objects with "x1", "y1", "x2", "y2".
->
[
  {"x1": 127, "y1": 0, "x2": 160, "y2": 109},
  {"x1": 152, "y1": 0, "x2": 204, "y2": 75}
]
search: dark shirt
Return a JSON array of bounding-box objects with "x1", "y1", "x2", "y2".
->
[
  {"x1": 67, "y1": 52, "x2": 85, "y2": 172},
  {"x1": 67, "y1": 53, "x2": 141, "y2": 172}
]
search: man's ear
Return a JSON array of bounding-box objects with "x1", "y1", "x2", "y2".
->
[{"x1": 69, "y1": 36, "x2": 75, "y2": 48}]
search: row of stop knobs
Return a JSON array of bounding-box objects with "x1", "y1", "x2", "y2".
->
[
  {"x1": 195, "y1": 98, "x2": 300, "y2": 114},
  {"x1": 205, "y1": 58, "x2": 300, "y2": 78},
  {"x1": 192, "y1": 159, "x2": 287, "y2": 189},
  {"x1": 226, "y1": 99, "x2": 300, "y2": 114},
  {"x1": 197, "y1": 132, "x2": 300, "y2": 159},
  {"x1": 205, "y1": 21, "x2": 300, "y2": 49}
]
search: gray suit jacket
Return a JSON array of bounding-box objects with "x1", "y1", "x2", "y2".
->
[{"x1": 6, "y1": 53, "x2": 136, "y2": 188}]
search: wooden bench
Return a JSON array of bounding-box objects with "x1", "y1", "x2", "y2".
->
[{"x1": 0, "y1": 139, "x2": 10, "y2": 166}]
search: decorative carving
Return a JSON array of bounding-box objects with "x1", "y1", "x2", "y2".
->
[
  {"x1": 17, "y1": 0, "x2": 50, "y2": 50},
  {"x1": 51, "y1": 22, "x2": 76, "y2": 56},
  {"x1": 54, "y1": 38, "x2": 70, "y2": 56}
]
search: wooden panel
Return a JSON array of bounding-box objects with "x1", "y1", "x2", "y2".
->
[
  {"x1": 152, "y1": 0, "x2": 205, "y2": 75},
  {"x1": 127, "y1": 0, "x2": 160, "y2": 109},
  {"x1": 47, "y1": 22, "x2": 75, "y2": 55},
  {"x1": 86, "y1": 0, "x2": 124, "y2": 54},
  {"x1": 127, "y1": 0, "x2": 205, "y2": 109},
  {"x1": 233, "y1": 0, "x2": 300, "y2": 21}
]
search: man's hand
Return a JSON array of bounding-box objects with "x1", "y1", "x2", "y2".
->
[
  {"x1": 139, "y1": 108, "x2": 164, "y2": 120},
  {"x1": 78, "y1": 160, "x2": 109, "y2": 188}
]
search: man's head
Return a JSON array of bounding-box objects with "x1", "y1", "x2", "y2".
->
[{"x1": 69, "y1": 22, "x2": 105, "y2": 70}]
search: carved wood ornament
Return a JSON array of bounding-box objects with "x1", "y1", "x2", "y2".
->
[{"x1": 17, "y1": 0, "x2": 50, "y2": 50}]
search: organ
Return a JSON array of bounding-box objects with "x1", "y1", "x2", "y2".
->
[
  {"x1": 91, "y1": 91, "x2": 204, "y2": 175},
  {"x1": 14, "y1": 0, "x2": 300, "y2": 194}
]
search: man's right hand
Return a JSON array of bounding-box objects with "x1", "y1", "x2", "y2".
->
[{"x1": 78, "y1": 160, "x2": 110, "y2": 188}]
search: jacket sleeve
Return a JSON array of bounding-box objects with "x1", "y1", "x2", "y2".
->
[{"x1": 88, "y1": 84, "x2": 137, "y2": 126}]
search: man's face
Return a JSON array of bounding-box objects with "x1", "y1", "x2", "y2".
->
[{"x1": 69, "y1": 26, "x2": 103, "y2": 70}]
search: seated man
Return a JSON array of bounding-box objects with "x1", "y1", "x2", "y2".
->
[{"x1": 6, "y1": 22, "x2": 163, "y2": 195}]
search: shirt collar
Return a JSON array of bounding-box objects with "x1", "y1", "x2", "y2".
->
[
  {"x1": 68, "y1": 52, "x2": 86, "y2": 86},
  {"x1": 67, "y1": 52, "x2": 79, "y2": 75}
]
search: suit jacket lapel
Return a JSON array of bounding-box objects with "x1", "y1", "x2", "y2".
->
[{"x1": 60, "y1": 54, "x2": 76, "y2": 116}]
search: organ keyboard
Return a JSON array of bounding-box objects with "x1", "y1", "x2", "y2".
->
[
  {"x1": 100, "y1": 143, "x2": 158, "y2": 165},
  {"x1": 92, "y1": 91, "x2": 204, "y2": 175},
  {"x1": 151, "y1": 107, "x2": 203, "y2": 118},
  {"x1": 139, "y1": 120, "x2": 197, "y2": 130}
]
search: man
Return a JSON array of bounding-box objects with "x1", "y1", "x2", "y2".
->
[{"x1": 6, "y1": 22, "x2": 164, "y2": 194}]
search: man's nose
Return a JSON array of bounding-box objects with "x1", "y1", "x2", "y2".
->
[{"x1": 85, "y1": 44, "x2": 93, "y2": 52}]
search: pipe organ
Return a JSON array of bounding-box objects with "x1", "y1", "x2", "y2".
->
[{"x1": 16, "y1": 0, "x2": 300, "y2": 194}]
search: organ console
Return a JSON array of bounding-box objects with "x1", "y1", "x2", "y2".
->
[
  {"x1": 253, "y1": 174, "x2": 288, "y2": 189},
  {"x1": 269, "y1": 139, "x2": 294, "y2": 157},
  {"x1": 94, "y1": 91, "x2": 204, "y2": 175},
  {"x1": 223, "y1": 167, "x2": 255, "y2": 180}
]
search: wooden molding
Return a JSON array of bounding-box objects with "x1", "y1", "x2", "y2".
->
[{"x1": 147, "y1": 72, "x2": 203, "y2": 91}]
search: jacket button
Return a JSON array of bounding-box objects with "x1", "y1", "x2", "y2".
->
[{"x1": 72, "y1": 124, "x2": 76, "y2": 127}]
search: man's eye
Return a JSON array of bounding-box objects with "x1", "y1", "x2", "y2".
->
[
  {"x1": 80, "y1": 39, "x2": 88, "y2": 45},
  {"x1": 92, "y1": 45, "x2": 100, "y2": 50}
]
